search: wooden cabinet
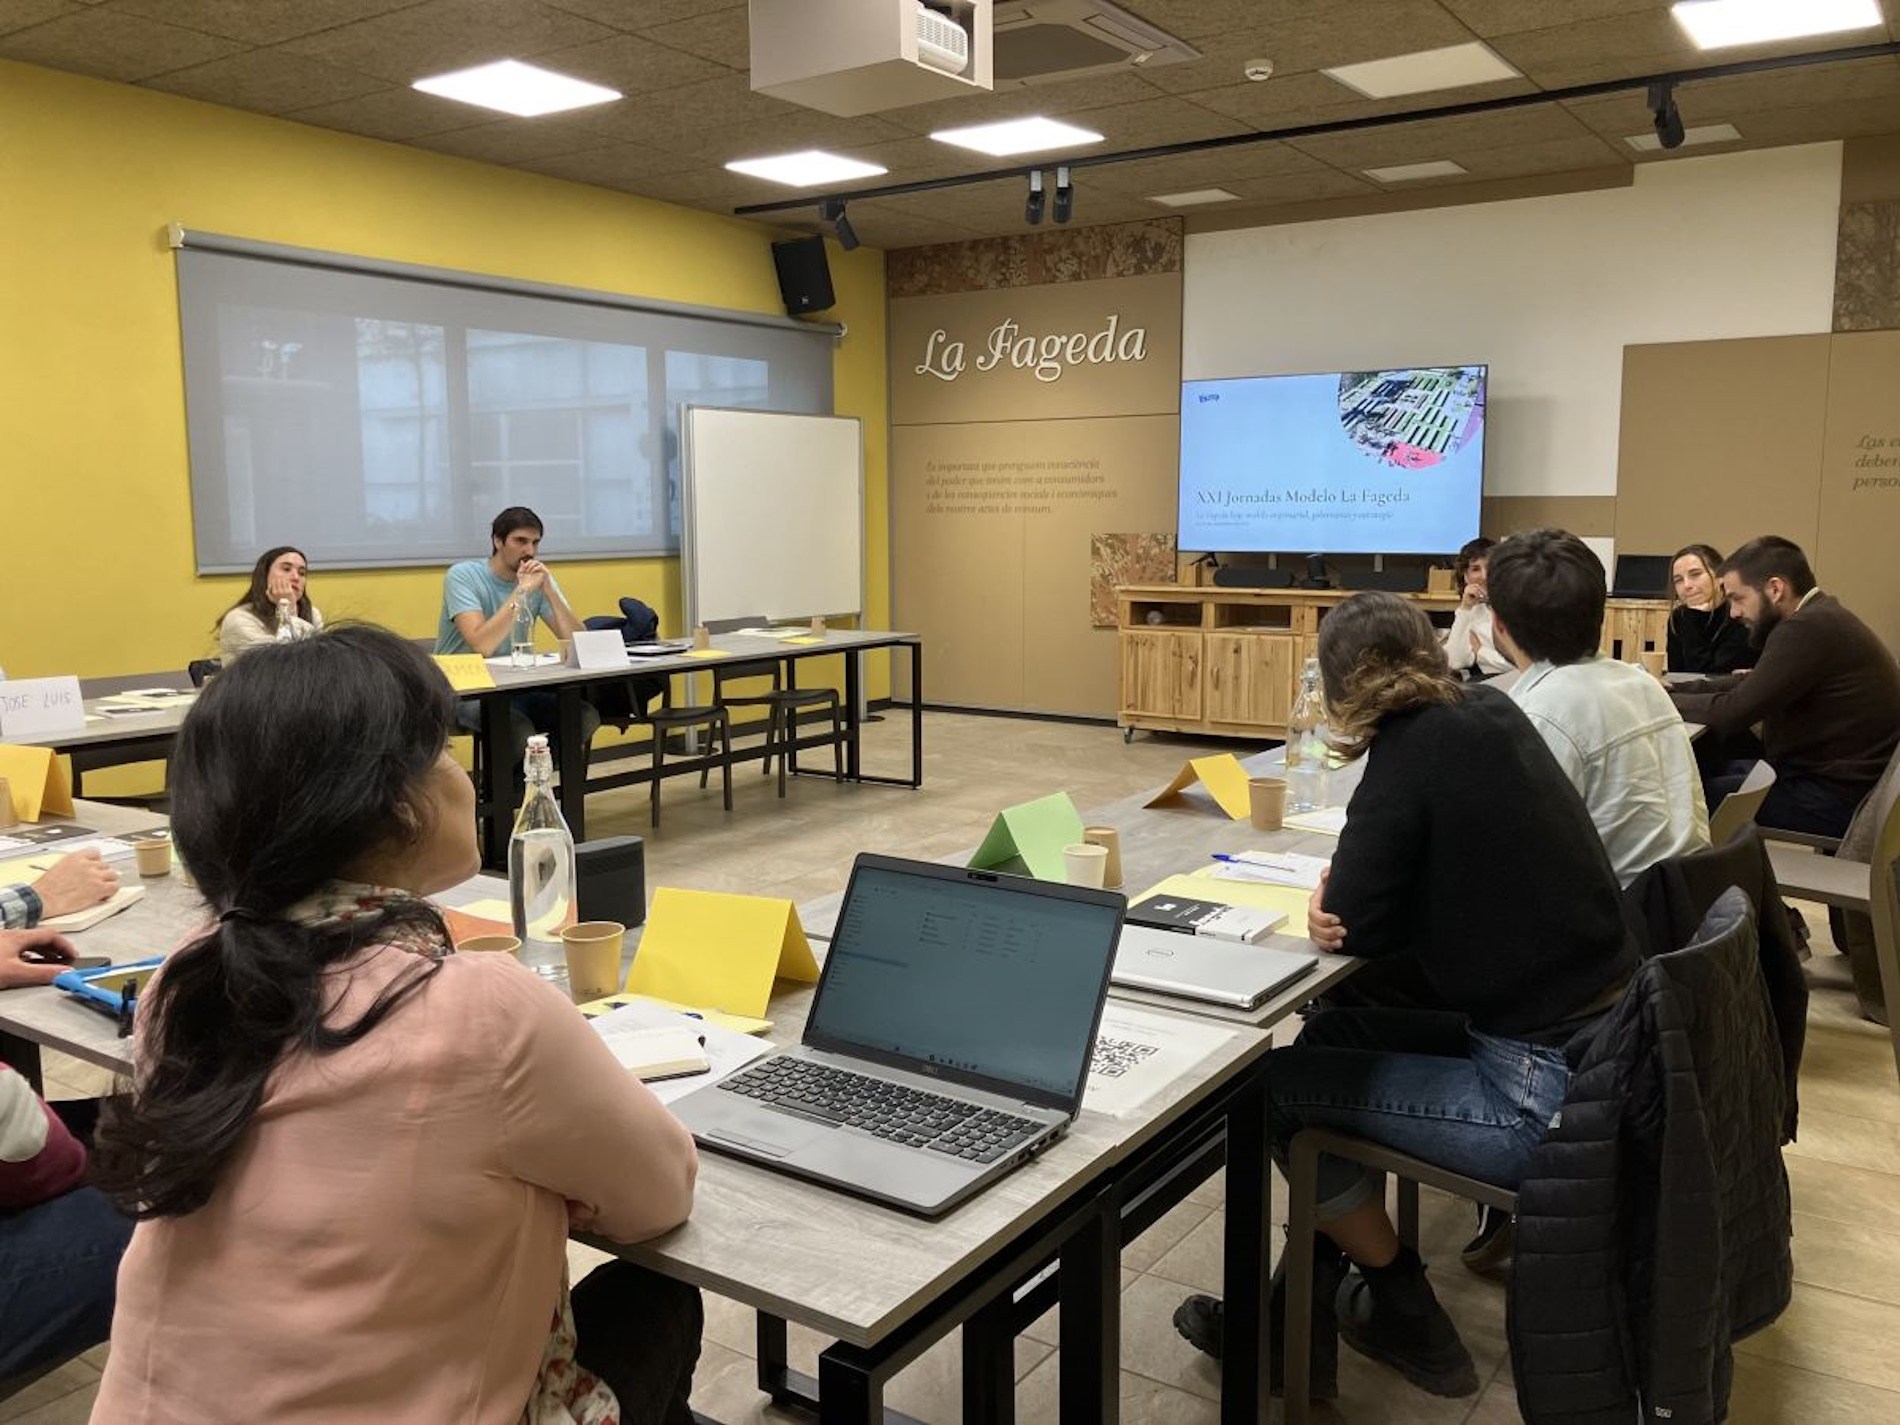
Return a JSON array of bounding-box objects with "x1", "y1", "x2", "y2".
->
[
  {"x1": 1119, "y1": 629, "x2": 1202, "y2": 722},
  {"x1": 1116, "y1": 584, "x2": 1668, "y2": 741},
  {"x1": 1205, "y1": 633, "x2": 1297, "y2": 728}
]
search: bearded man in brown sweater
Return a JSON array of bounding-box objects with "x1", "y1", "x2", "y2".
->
[{"x1": 1672, "y1": 536, "x2": 1900, "y2": 838}]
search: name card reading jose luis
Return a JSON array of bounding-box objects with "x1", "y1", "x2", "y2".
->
[{"x1": 0, "y1": 676, "x2": 87, "y2": 739}]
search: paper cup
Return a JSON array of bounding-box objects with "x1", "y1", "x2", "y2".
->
[
  {"x1": 132, "y1": 838, "x2": 173, "y2": 877},
  {"x1": 1249, "y1": 777, "x2": 1288, "y2": 831},
  {"x1": 692, "y1": 625, "x2": 711, "y2": 651},
  {"x1": 458, "y1": 934, "x2": 522, "y2": 956},
  {"x1": 1063, "y1": 843, "x2": 1109, "y2": 889},
  {"x1": 561, "y1": 920, "x2": 625, "y2": 1002},
  {"x1": 1640, "y1": 649, "x2": 1667, "y2": 679},
  {"x1": 1082, "y1": 826, "x2": 1123, "y2": 888}
]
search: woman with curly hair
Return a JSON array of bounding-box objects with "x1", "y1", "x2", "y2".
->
[{"x1": 1174, "y1": 592, "x2": 1635, "y2": 1403}]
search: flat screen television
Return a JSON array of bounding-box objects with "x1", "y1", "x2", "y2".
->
[{"x1": 1177, "y1": 365, "x2": 1488, "y2": 556}]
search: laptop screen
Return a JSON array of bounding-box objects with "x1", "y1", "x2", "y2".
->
[
  {"x1": 1612, "y1": 553, "x2": 1673, "y2": 598},
  {"x1": 806, "y1": 859, "x2": 1122, "y2": 1108}
]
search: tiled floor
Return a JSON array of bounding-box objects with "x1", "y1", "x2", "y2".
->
[{"x1": 13, "y1": 711, "x2": 1900, "y2": 1423}]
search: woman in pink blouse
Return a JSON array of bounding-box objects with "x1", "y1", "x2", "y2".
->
[{"x1": 90, "y1": 625, "x2": 701, "y2": 1424}]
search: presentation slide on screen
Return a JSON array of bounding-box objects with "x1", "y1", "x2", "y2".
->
[{"x1": 1177, "y1": 367, "x2": 1486, "y2": 554}]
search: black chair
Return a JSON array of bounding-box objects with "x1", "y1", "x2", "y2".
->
[
  {"x1": 703, "y1": 616, "x2": 844, "y2": 799},
  {"x1": 186, "y1": 658, "x2": 222, "y2": 687},
  {"x1": 644, "y1": 684, "x2": 733, "y2": 829}
]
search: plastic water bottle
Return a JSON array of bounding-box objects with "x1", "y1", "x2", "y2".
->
[
  {"x1": 274, "y1": 598, "x2": 296, "y2": 643},
  {"x1": 1285, "y1": 659, "x2": 1328, "y2": 812},
  {"x1": 508, "y1": 735, "x2": 575, "y2": 977},
  {"x1": 510, "y1": 603, "x2": 536, "y2": 669}
]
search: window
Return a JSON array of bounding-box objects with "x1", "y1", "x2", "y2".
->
[{"x1": 176, "y1": 238, "x2": 834, "y2": 571}]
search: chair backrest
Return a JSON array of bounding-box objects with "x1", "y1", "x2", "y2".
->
[
  {"x1": 702, "y1": 615, "x2": 766, "y2": 634},
  {"x1": 1868, "y1": 791, "x2": 1900, "y2": 1083},
  {"x1": 1709, "y1": 760, "x2": 1777, "y2": 848},
  {"x1": 186, "y1": 658, "x2": 222, "y2": 688}
]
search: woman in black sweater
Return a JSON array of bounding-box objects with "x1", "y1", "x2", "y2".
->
[
  {"x1": 1667, "y1": 544, "x2": 1752, "y2": 675},
  {"x1": 1174, "y1": 592, "x2": 1636, "y2": 1402}
]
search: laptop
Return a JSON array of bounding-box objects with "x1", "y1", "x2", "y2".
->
[
  {"x1": 1112, "y1": 924, "x2": 1318, "y2": 1010},
  {"x1": 670, "y1": 854, "x2": 1124, "y2": 1217},
  {"x1": 1611, "y1": 553, "x2": 1674, "y2": 600}
]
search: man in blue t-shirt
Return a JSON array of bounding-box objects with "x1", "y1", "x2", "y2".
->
[{"x1": 437, "y1": 506, "x2": 599, "y2": 780}]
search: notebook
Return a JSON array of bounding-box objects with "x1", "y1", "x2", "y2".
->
[{"x1": 670, "y1": 854, "x2": 1124, "y2": 1217}]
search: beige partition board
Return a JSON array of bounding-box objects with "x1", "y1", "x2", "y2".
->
[
  {"x1": 1481, "y1": 495, "x2": 1616, "y2": 539},
  {"x1": 1614, "y1": 335, "x2": 1830, "y2": 560},
  {"x1": 892, "y1": 416, "x2": 1179, "y2": 717},
  {"x1": 1819, "y1": 331, "x2": 1900, "y2": 654}
]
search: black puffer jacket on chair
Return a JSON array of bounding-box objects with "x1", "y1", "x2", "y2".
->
[{"x1": 1509, "y1": 889, "x2": 1793, "y2": 1425}]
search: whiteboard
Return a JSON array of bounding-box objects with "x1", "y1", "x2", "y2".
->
[{"x1": 680, "y1": 407, "x2": 864, "y2": 627}]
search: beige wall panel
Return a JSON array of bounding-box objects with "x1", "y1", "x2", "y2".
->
[
  {"x1": 1818, "y1": 331, "x2": 1900, "y2": 653},
  {"x1": 890, "y1": 272, "x2": 1182, "y2": 427},
  {"x1": 1481, "y1": 495, "x2": 1616, "y2": 539},
  {"x1": 890, "y1": 425, "x2": 1027, "y2": 708},
  {"x1": 893, "y1": 416, "x2": 1179, "y2": 716},
  {"x1": 1614, "y1": 336, "x2": 1830, "y2": 559}
]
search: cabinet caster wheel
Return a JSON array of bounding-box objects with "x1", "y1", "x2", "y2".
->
[{"x1": 1123, "y1": 727, "x2": 1135, "y2": 744}]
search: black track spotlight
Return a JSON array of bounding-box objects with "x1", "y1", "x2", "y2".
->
[
  {"x1": 1025, "y1": 169, "x2": 1046, "y2": 226},
  {"x1": 1053, "y1": 165, "x2": 1074, "y2": 224},
  {"x1": 1648, "y1": 80, "x2": 1685, "y2": 150},
  {"x1": 819, "y1": 197, "x2": 859, "y2": 251}
]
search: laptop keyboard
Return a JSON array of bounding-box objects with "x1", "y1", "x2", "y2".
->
[{"x1": 720, "y1": 1057, "x2": 1046, "y2": 1164}]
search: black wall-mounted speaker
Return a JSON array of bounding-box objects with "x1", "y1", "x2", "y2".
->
[{"x1": 772, "y1": 235, "x2": 836, "y2": 316}]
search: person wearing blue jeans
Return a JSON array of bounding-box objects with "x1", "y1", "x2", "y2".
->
[
  {"x1": 1174, "y1": 592, "x2": 1635, "y2": 1402},
  {"x1": 1, "y1": 929, "x2": 133, "y2": 1388}
]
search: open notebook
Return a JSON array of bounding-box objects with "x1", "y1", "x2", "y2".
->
[{"x1": 42, "y1": 884, "x2": 145, "y2": 933}]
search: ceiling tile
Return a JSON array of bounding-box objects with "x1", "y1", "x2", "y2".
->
[
  {"x1": 1485, "y1": 8, "x2": 1869, "y2": 90},
  {"x1": 1109, "y1": 1, "x2": 1346, "y2": 44},
  {"x1": 1080, "y1": 141, "x2": 1340, "y2": 195},
  {"x1": 527, "y1": 32, "x2": 730, "y2": 94},
  {"x1": 280, "y1": 0, "x2": 616, "y2": 85},
  {"x1": 1430, "y1": 131, "x2": 1631, "y2": 178},
  {"x1": 284, "y1": 84, "x2": 489, "y2": 140},
  {"x1": 0, "y1": 2, "x2": 84, "y2": 37},
  {"x1": 516, "y1": 141, "x2": 707, "y2": 189},
  {"x1": 543, "y1": 0, "x2": 736, "y2": 29},
  {"x1": 637, "y1": 4, "x2": 747, "y2": 67},
  {"x1": 568, "y1": 70, "x2": 802, "y2": 145},
  {"x1": 0, "y1": 7, "x2": 244, "y2": 80},
  {"x1": 1139, "y1": 3, "x2": 1486, "y2": 95},
  {"x1": 1724, "y1": 94, "x2": 1900, "y2": 147},
  {"x1": 828, "y1": 203, "x2": 984, "y2": 250},
  {"x1": 140, "y1": 49, "x2": 394, "y2": 114},
  {"x1": 1064, "y1": 94, "x2": 1254, "y2": 149},
  {"x1": 410, "y1": 114, "x2": 624, "y2": 163},
  {"x1": 101, "y1": 1, "x2": 420, "y2": 46},
  {"x1": 1188, "y1": 68, "x2": 1538, "y2": 134},
  {"x1": 1437, "y1": 1, "x2": 1668, "y2": 40},
  {"x1": 879, "y1": 68, "x2": 1168, "y2": 136},
  {"x1": 1285, "y1": 102, "x2": 1593, "y2": 168},
  {"x1": 1216, "y1": 168, "x2": 1382, "y2": 203}
]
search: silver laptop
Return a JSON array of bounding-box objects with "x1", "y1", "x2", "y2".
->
[
  {"x1": 670, "y1": 854, "x2": 1124, "y2": 1217},
  {"x1": 1112, "y1": 924, "x2": 1318, "y2": 1010}
]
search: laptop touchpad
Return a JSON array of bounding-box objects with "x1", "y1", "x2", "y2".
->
[{"x1": 707, "y1": 1115, "x2": 826, "y2": 1159}]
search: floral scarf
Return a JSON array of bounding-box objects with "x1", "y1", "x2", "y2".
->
[{"x1": 282, "y1": 882, "x2": 622, "y2": 1425}]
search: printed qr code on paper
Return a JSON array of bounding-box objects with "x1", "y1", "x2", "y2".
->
[{"x1": 1091, "y1": 1036, "x2": 1160, "y2": 1079}]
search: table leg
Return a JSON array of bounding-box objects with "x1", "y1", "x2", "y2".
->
[
  {"x1": 909, "y1": 642, "x2": 923, "y2": 788},
  {"x1": 756, "y1": 1312, "x2": 794, "y2": 1403},
  {"x1": 1221, "y1": 1070, "x2": 1274, "y2": 1425},
  {"x1": 961, "y1": 1295, "x2": 1016, "y2": 1425},
  {"x1": 1058, "y1": 1205, "x2": 1120, "y2": 1425},
  {"x1": 555, "y1": 685, "x2": 588, "y2": 843},
  {"x1": 816, "y1": 1343, "x2": 881, "y2": 1425},
  {"x1": 0, "y1": 1031, "x2": 45, "y2": 1094},
  {"x1": 845, "y1": 650, "x2": 863, "y2": 782},
  {"x1": 480, "y1": 696, "x2": 513, "y2": 868}
]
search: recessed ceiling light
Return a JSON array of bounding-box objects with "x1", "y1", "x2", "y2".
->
[
  {"x1": 1323, "y1": 42, "x2": 1520, "y2": 99},
  {"x1": 1364, "y1": 159, "x2": 1469, "y2": 183},
  {"x1": 412, "y1": 59, "x2": 620, "y2": 117},
  {"x1": 1625, "y1": 121, "x2": 1744, "y2": 151},
  {"x1": 724, "y1": 150, "x2": 889, "y2": 187},
  {"x1": 1147, "y1": 188, "x2": 1242, "y2": 207},
  {"x1": 1671, "y1": 0, "x2": 1884, "y2": 50},
  {"x1": 929, "y1": 116, "x2": 1104, "y2": 157}
]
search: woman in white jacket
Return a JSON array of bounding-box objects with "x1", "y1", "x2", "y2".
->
[{"x1": 1444, "y1": 537, "x2": 1511, "y2": 679}]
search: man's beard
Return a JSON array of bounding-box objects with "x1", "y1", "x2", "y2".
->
[{"x1": 1748, "y1": 602, "x2": 1782, "y2": 652}]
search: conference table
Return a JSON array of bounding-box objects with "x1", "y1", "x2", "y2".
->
[
  {"x1": 0, "y1": 751, "x2": 1357, "y2": 1425},
  {"x1": 6, "y1": 628, "x2": 926, "y2": 866}
]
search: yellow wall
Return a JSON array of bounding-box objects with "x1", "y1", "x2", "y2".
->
[{"x1": 0, "y1": 60, "x2": 888, "y2": 690}]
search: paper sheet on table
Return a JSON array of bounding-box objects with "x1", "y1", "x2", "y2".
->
[
  {"x1": 1207, "y1": 851, "x2": 1331, "y2": 890},
  {"x1": 483, "y1": 652, "x2": 563, "y2": 668},
  {"x1": 1083, "y1": 1004, "x2": 1237, "y2": 1118},
  {"x1": 968, "y1": 791, "x2": 1086, "y2": 881},
  {"x1": 1143, "y1": 753, "x2": 1251, "y2": 820},
  {"x1": 587, "y1": 999, "x2": 773, "y2": 1105},
  {"x1": 577, "y1": 992, "x2": 772, "y2": 1036},
  {"x1": 627, "y1": 888, "x2": 818, "y2": 1017},
  {"x1": 1283, "y1": 807, "x2": 1349, "y2": 836},
  {"x1": 1133, "y1": 873, "x2": 1311, "y2": 927},
  {"x1": 684, "y1": 648, "x2": 734, "y2": 660},
  {"x1": 0, "y1": 744, "x2": 74, "y2": 822}
]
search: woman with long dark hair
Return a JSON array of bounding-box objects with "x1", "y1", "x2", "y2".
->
[
  {"x1": 1666, "y1": 542, "x2": 1752, "y2": 675},
  {"x1": 91, "y1": 625, "x2": 701, "y2": 1424},
  {"x1": 214, "y1": 545, "x2": 324, "y2": 659},
  {"x1": 1174, "y1": 592, "x2": 1634, "y2": 1403}
]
